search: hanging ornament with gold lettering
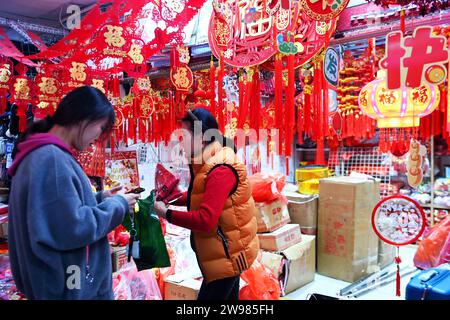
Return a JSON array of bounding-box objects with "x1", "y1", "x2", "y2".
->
[
  {"x1": 9, "y1": 64, "x2": 33, "y2": 132},
  {"x1": 33, "y1": 65, "x2": 62, "y2": 118},
  {"x1": 170, "y1": 45, "x2": 193, "y2": 119},
  {"x1": 0, "y1": 57, "x2": 13, "y2": 115}
]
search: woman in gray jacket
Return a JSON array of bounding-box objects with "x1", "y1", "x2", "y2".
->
[{"x1": 7, "y1": 86, "x2": 139, "y2": 300}]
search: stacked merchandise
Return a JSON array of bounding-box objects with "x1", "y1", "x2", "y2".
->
[
  {"x1": 0, "y1": 255, "x2": 25, "y2": 300},
  {"x1": 317, "y1": 176, "x2": 383, "y2": 282},
  {"x1": 249, "y1": 173, "x2": 315, "y2": 296}
]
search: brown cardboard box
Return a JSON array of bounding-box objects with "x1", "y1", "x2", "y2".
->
[
  {"x1": 258, "y1": 224, "x2": 302, "y2": 252},
  {"x1": 164, "y1": 275, "x2": 202, "y2": 300},
  {"x1": 261, "y1": 235, "x2": 316, "y2": 295},
  {"x1": 111, "y1": 246, "x2": 128, "y2": 273},
  {"x1": 378, "y1": 240, "x2": 396, "y2": 268},
  {"x1": 284, "y1": 192, "x2": 318, "y2": 235},
  {"x1": 255, "y1": 200, "x2": 291, "y2": 233},
  {"x1": 317, "y1": 177, "x2": 379, "y2": 282}
]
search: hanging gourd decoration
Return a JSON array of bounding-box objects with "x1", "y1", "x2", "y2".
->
[
  {"x1": 372, "y1": 195, "x2": 426, "y2": 297},
  {"x1": 359, "y1": 70, "x2": 440, "y2": 156}
]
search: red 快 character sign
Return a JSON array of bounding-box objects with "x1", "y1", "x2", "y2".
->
[{"x1": 380, "y1": 26, "x2": 449, "y2": 90}]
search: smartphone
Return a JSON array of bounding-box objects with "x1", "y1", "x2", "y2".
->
[{"x1": 126, "y1": 187, "x2": 146, "y2": 194}]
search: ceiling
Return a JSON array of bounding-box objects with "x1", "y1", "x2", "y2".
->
[{"x1": 0, "y1": 0, "x2": 96, "y2": 28}]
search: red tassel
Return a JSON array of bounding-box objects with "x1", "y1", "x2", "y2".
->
[
  {"x1": 275, "y1": 54, "x2": 284, "y2": 131},
  {"x1": 395, "y1": 251, "x2": 402, "y2": 297},
  {"x1": 17, "y1": 103, "x2": 28, "y2": 132},
  {"x1": 111, "y1": 135, "x2": 115, "y2": 154},
  {"x1": 217, "y1": 59, "x2": 225, "y2": 131},
  {"x1": 315, "y1": 139, "x2": 325, "y2": 165},
  {"x1": 285, "y1": 54, "x2": 295, "y2": 157},
  {"x1": 209, "y1": 59, "x2": 216, "y2": 117}
]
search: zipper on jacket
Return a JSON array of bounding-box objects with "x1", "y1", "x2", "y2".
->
[
  {"x1": 187, "y1": 164, "x2": 194, "y2": 211},
  {"x1": 217, "y1": 226, "x2": 231, "y2": 259}
]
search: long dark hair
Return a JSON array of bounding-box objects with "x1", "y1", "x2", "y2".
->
[
  {"x1": 181, "y1": 107, "x2": 236, "y2": 152},
  {"x1": 20, "y1": 86, "x2": 115, "y2": 143}
]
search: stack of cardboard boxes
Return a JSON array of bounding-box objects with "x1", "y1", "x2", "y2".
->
[
  {"x1": 256, "y1": 198, "x2": 316, "y2": 295},
  {"x1": 317, "y1": 177, "x2": 381, "y2": 282}
]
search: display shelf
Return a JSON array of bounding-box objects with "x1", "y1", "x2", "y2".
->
[{"x1": 420, "y1": 204, "x2": 450, "y2": 210}]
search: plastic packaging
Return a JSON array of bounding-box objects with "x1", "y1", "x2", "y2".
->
[
  {"x1": 248, "y1": 173, "x2": 286, "y2": 204},
  {"x1": 113, "y1": 259, "x2": 162, "y2": 300},
  {"x1": 414, "y1": 216, "x2": 450, "y2": 269},
  {"x1": 239, "y1": 259, "x2": 280, "y2": 300}
]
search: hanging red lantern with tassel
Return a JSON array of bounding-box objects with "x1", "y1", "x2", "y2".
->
[
  {"x1": 10, "y1": 64, "x2": 33, "y2": 132},
  {"x1": 359, "y1": 71, "x2": 441, "y2": 155}
]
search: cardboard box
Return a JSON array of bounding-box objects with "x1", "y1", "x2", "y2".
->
[
  {"x1": 255, "y1": 199, "x2": 291, "y2": 233},
  {"x1": 378, "y1": 240, "x2": 396, "y2": 268},
  {"x1": 111, "y1": 246, "x2": 128, "y2": 273},
  {"x1": 164, "y1": 274, "x2": 202, "y2": 300},
  {"x1": 261, "y1": 235, "x2": 316, "y2": 295},
  {"x1": 258, "y1": 224, "x2": 302, "y2": 252},
  {"x1": 284, "y1": 192, "x2": 318, "y2": 235},
  {"x1": 317, "y1": 177, "x2": 379, "y2": 282}
]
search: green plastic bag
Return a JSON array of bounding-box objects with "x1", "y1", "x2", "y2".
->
[{"x1": 122, "y1": 191, "x2": 171, "y2": 271}]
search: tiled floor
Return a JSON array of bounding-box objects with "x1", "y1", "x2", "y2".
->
[{"x1": 286, "y1": 245, "x2": 420, "y2": 300}]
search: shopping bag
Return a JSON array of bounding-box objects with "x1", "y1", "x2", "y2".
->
[
  {"x1": 155, "y1": 163, "x2": 183, "y2": 203},
  {"x1": 122, "y1": 191, "x2": 171, "y2": 271}
]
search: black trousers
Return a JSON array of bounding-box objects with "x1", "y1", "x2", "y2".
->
[{"x1": 197, "y1": 275, "x2": 240, "y2": 300}]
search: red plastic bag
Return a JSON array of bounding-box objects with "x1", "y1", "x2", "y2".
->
[
  {"x1": 155, "y1": 164, "x2": 183, "y2": 203},
  {"x1": 248, "y1": 173, "x2": 286, "y2": 204},
  {"x1": 239, "y1": 260, "x2": 280, "y2": 300},
  {"x1": 414, "y1": 216, "x2": 450, "y2": 269}
]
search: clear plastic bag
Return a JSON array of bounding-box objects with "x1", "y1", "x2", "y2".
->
[{"x1": 113, "y1": 259, "x2": 162, "y2": 300}]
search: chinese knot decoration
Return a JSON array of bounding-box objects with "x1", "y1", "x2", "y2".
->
[
  {"x1": 208, "y1": 0, "x2": 301, "y2": 67},
  {"x1": 380, "y1": 26, "x2": 449, "y2": 90},
  {"x1": 359, "y1": 70, "x2": 440, "y2": 155},
  {"x1": 372, "y1": 195, "x2": 426, "y2": 296}
]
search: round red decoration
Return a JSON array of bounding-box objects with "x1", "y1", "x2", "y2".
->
[
  {"x1": 372, "y1": 195, "x2": 426, "y2": 246},
  {"x1": 300, "y1": 0, "x2": 350, "y2": 22}
]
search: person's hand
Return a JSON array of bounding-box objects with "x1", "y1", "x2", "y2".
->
[
  {"x1": 122, "y1": 193, "x2": 140, "y2": 212},
  {"x1": 103, "y1": 186, "x2": 123, "y2": 198},
  {"x1": 154, "y1": 201, "x2": 168, "y2": 219}
]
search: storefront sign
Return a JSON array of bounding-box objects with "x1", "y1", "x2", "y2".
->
[
  {"x1": 324, "y1": 48, "x2": 339, "y2": 87},
  {"x1": 380, "y1": 26, "x2": 449, "y2": 89}
]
